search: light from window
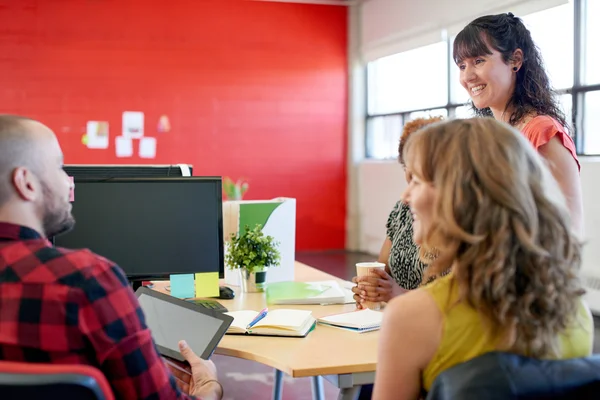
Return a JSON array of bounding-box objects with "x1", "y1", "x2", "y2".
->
[
  {"x1": 584, "y1": 0, "x2": 600, "y2": 84},
  {"x1": 583, "y1": 91, "x2": 600, "y2": 154},
  {"x1": 454, "y1": 105, "x2": 475, "y2": 119},
  {"x1": 408, "y1": 108, "x2": 448, "y2": 121},
  {"x1": 368, "y1": 42, "x2": 448, "y2": 115},
  {"x1": 521, "y1": 2, "x2": 574, "y2": 90},
  {"x1": 366, "y1": 115, "x2": 403, "y2": 159},
  {"x1": 559, "y1": 93, "x2": 573, "y2": 131}
]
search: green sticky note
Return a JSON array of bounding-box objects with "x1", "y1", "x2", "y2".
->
[
  {"x1": 195, "y1": 272, "x2": 220, "y2": 297},
  {"x1": 170, "y1": 274, "x2": 195, "y2": 299}
]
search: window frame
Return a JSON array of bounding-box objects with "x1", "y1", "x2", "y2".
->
[{"x1": 364, "y1": 0, "x2": 600, "y2": 159}]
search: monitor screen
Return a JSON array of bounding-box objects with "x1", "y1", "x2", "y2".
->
[{"x1": 53, "y1": 177, "x2": 224, "y2": 280}]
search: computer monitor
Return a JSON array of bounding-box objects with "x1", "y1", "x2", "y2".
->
[
  {"x1": 53, "y1": 177, "x2": 224, "y2": 286},
  {"x1": 63, "y1": 164, "x2": 193, "y2": 178}
]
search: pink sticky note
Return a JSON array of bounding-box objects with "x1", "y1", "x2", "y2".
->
[{"x1": 69, "y1": 176, "x2": 74, "y2": 202}]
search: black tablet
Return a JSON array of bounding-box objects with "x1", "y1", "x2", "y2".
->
[{"x1": 135, "y1": 287, "x2": 233, "y2": 361}]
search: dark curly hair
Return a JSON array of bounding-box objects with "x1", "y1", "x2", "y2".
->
[{"x1": 453, "y1": 12, "x2": 569, "y2": 131}]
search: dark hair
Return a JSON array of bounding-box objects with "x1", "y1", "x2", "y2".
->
[{"x1": 453, "y1": 12, "x2": 568, "y2": 131}]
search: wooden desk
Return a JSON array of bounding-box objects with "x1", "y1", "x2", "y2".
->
[{"x1": 154, "y1": 261, "x2": 377, "y2": 400}]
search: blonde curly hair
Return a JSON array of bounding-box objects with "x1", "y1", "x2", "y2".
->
[{"x1": 403, "y1": 117, "x2": 583, "y2": 358}]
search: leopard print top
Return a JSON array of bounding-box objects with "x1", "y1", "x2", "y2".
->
[{"x1": 385, "y1": 200, "x2": 428, "y2": 290}]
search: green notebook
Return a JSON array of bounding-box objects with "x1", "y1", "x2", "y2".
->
[{"x1": 266, "y1": 280, "x2": 345, "y2": 305}]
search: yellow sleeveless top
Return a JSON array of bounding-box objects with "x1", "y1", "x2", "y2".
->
[{"x1": 422, "y1": 273, "x2": 594, "y2": 391}]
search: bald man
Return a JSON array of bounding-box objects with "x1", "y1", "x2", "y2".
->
[{"x1": 0, "y1": 115, "x2": 222, "y2": 400}]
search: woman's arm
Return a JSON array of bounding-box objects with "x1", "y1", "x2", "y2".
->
[
  {"x1": 538, "y1": 136, "x2": 584, "y2": 237},
  {"x1": 378, "y1": 237, "x2": 392, "y2": 274},
  {"x1": 372, "y1": 289, "x2": 442, "y2": 400}
]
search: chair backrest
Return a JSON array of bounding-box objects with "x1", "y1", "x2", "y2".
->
[
  {"x1": 0, "y1": 361, "x2": 114, "y2": 400},
  {"x1": 426, "y1": 351, "x2": 600, "y2": 400}
]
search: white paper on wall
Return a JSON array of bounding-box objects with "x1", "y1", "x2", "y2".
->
[
  {"x1": 122, "y1": 111, "x2": 144, "y2": 139},
  {"x1": 139, "y1": 137, "x2": 157, "y2": 159},
  {"x1": 115, "y1": 136, "x2": 133, "y2": 157}
]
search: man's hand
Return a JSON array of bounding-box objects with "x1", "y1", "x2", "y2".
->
[{"x1": 164, "y1": 340, "x2": 222, "y2": 400}]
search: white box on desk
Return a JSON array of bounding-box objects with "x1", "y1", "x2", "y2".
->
[{"x1": 222, "y1": 197, "x2": 296, "y2": 286}]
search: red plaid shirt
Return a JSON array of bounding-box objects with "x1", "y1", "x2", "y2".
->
[{"x1": 0, "y1": 222, "x2": 198, "y2": 399}]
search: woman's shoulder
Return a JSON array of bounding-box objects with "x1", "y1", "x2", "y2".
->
[
  {"x1": 521, "y1": 115, "x2": 570, "y2": 147},
  {"x1": 522, "y1": 114, "x2": 567, "y2": 132}
]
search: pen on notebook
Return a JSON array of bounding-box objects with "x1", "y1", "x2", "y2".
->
[{"x1": 246, "y1": 308, "x2": 268, "y2": 329}]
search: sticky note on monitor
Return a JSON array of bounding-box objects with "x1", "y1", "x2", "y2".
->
[
  {"x1": 169, "y1": 274, "x2": 195, "y2": 299},
  {"x1": 195, "y1": 272, "x2": 219, "y2": 297}
]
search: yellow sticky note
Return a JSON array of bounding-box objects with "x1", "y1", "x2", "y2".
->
[{"x1": 194, "y1": 272, "x2": 219, "y2": 297}]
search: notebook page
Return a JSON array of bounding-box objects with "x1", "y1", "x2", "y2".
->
[
  {"x1": 254, "y1": 309, "x2": 312, "y2": 330},
  {"x1": 318, "y1": 309, "x2": 383, "y2": 329},
  {"x1": 224, "y1": 310, "x2": 258, "y2": 331}
]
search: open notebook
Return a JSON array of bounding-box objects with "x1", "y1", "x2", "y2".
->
[
  {"x1": 317, "y1": 308, "x2": 383, "y2": 333},
  {"x1": 224, "y1": 309, "x2": 316, "y2": 337}
]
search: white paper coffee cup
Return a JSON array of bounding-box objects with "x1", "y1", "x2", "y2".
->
[{"x1": 356, "y1": 262, "x2": 386, "y2": 310}]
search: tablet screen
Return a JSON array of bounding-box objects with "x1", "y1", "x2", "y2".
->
[{"x1": 137, "y1": 289, "x2": 232, "y2": 361}]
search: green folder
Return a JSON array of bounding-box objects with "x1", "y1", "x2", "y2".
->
[{"x1": 265, "y1": 281, "x2": 332, "y2": 304}]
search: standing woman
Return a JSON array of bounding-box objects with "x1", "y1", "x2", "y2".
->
[{"x1": 453, "y1": 12, "x2": 584, "y2": 235}]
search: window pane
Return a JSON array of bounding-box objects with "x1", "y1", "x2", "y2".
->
[
  {"x1": 408, "y1": 108, "x2": 448, "y2": 120},
  {"x1": 450, "y1": 37, "x2": 471, "y2": 105},
  {"x1": 366, "y1": 115, "x2": 402, "y2": 159},
  {"x1": 583, "y1": 91, "x2": 600, "y2": 155},
  {"x1": 559, "y1": 93, "x2": 572, "y2": 131},
  {"x1": 454, "y1": 105, "x2": 475, "y2": 119},
  {"x1": 522, "y1": 2, "x2": 574, "y2": 90},
  {"x1": 584, "y1": 0, "x2": 600, "y2": 84},
  {"x1": 368, "y1": 42, "x2": 448, "y2": 115}
]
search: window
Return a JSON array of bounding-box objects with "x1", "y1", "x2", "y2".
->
[
  {"x1": 559, "y1": 93, "x2": 573, "y2": 132},
  {"x1": 408, "y1": 108, "x2": 448, "y2": 121},
  {"x1": 583, "y1": 91, "x2": 600, "y2": 154},
  {"x1": 583, "y1": 0, "x2": 600, "y2": 84},
  {"x1": 522, "y1": 2, "x2": 574, "y2": 90},
  {"x1": 366, "y1": 115, "x2": 402, "y2": 160},
  {"x1": 365, "y1": 0, "x2": 600, "y2": 158},
  {"x1": 454, "y1": 105, "x2": 475, "y2": 119},
  {"x1": 368, "y1": 42, "x2": 448, "y2": 115}
]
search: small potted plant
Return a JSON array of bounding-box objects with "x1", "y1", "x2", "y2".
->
[{"x1": 225, "y1": 224, "x2": 281, "y2": 293}]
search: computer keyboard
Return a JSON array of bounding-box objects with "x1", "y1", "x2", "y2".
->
[{"x1": 186, "y1": 299, "x2": 228, "y2": 313}]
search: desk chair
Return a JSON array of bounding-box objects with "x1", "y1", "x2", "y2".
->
[
  {"x1": 0, "y1": 361, "x2": 114, "y2": 400},
  {"x1": 426, "y1": 351, "x2": 600, "y2": 400}
]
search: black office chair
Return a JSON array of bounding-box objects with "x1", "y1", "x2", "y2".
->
[
  {"x1": 0, "y1": 361, "x2": 114, "y2": 400},
  {"x1": 426, "y1": 351, "x2": 600, "y2": 400}
]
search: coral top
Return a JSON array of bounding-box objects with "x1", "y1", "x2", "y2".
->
[{"x1": 521, "y1": 115, "x2": 580, "y2": 171}]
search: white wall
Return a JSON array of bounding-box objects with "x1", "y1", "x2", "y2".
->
[
  {"x1": 360, "y1": 0, "x2": 567, "y2": 61},
  {"x1": 356, "y1": 159, "x2": 600, "y2": 278}
]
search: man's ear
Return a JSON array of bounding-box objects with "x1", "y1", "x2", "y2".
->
[
  {"x1": 512, "y1": 48, "x2": 524, "y2": 71},
  {"x1": 11, "y1": 167, "x2": 39, "y2": 202}
]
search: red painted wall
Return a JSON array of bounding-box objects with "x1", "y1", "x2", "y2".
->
[{"x1": 0, "y1": 0, "x2": 348, "y2": 250}]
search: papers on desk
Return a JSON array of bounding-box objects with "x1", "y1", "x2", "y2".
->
[
  {"x1": 224, "y1": 309, "x2": 315, "y2": 337},
  {"x1": 266, "y1": 280, "x2": 353, "y2": 305},
  {"x1": 317, "y1": 309, "x2": 383, "y2": 333}
]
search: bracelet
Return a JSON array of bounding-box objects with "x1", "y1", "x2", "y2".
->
[{"x1": 200, "y1": 379, "x2": 224, "y2": 400}]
